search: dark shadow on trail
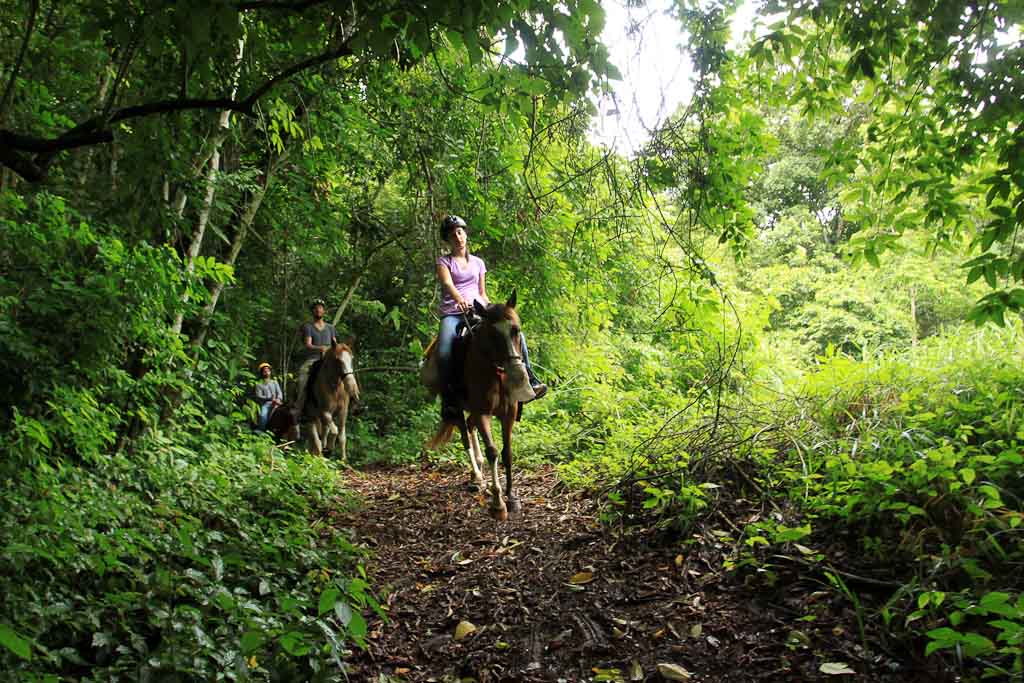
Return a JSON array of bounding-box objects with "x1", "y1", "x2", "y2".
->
[{"x1": 333, "y1": 464, "x2": 934, "y2": 682}]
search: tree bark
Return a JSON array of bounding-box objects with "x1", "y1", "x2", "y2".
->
[
  {"x1": 331, "y1": 272, "x2": 364, "y2": 327},
  {"x1": 190, "y1": 169, "x2": 273, "y2": 350},
  {"x1": 171, "y1": 37, "x2": 246, "y2": 336},
  {"x1": 171, "y1": 127, "x2": 227, "y2": 335}
]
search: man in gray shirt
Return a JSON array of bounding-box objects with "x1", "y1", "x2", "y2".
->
[
  {"x1": 254, "y1": 362, "x2": 284, "y2": 430},
  {"x1": 292, "y1": 297, "x2": 337, "y2": 420}
]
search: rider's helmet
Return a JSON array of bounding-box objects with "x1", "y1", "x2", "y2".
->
[
  {"x1": 310, "y1": 297, "x2": 326, "y2": 310},
  {"x1": 440, "y1": 214, "x2": 467, "y2": 240},
  {"x1": 257, "y1": 362, "x2": 271, "y2": 374}
]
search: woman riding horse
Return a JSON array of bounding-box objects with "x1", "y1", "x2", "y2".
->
[
  {"x1": 430, "y1": 214, "x2": 548, "y2": 519},
  {"x1": 434, "y1": 214, "x2": 546, "y2": 420}
]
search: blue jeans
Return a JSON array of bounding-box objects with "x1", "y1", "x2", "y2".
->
[
  {"x1": 437, "y1": 314, "x2": 538, "y2": 386},
  {"x1": 257, "y1": 402, "x2": 274, "y2": 430}
]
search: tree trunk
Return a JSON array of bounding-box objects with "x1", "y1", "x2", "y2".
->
[
  {"x1": 171, "y1": 133, "x2": 224, "y2": 335},
  {"x1": 190, "y1": 170, "x2": 273, "y2": 350},
  {"x1": 331, "y1": 272, "x2": 364, "y2": 327},
  {"x1": 171, "y1": 36, "x2": 245, "y2": 336}
]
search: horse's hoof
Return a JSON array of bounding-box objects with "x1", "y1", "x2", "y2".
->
[
  {"x1": 466, "y1": 479, "x2": 482, "y2": 492},
  {"x1": 507, "y1": 497, "x2": 522, "y2": 515},
  {"x1": 489, "y1": 505, "x2": 508, "y2": 521}
]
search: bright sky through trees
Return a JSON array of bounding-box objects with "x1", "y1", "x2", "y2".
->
[{"x1": 590, "y1": 0, "x2": 760, "y2": 153}]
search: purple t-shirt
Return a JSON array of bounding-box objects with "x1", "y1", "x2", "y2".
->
[{"x1": 438, "y1": 254, "x2": 487, "y2": 315}]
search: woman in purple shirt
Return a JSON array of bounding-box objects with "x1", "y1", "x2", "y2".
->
[{"x1": 436, "y1": 215, "x2": 547, "y2": 419}]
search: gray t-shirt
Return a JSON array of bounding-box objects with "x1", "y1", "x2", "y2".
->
[
  {"x1": 300, "y1": 321, "x2": 337, "y2": 361},
  {"x1": 254, "y1": 379, "x2": 283, "y2": 404}
]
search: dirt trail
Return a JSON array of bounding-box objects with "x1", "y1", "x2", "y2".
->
[{"x1": 335, "y1": 463, "x2": 924, "y2": 682}]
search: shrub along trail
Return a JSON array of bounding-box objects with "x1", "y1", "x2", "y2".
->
[{"x1": 334, "y1": 463, "x2": 923, "y2": 682}]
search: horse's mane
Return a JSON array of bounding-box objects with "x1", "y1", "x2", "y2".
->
[
  {"x1": 305, "y1": 343, "x2": 355, "y2": 412},
  {"x1": 476, "y1": 302, "x2": 518, "y2": 325}
]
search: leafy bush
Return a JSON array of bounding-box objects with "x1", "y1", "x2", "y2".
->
[
  {"x1": 0, "y1": 428, "x2": 377, "y2": 681},
  {"x1": 728, "y1": 323, "x2": 1024, "y2": 677}
]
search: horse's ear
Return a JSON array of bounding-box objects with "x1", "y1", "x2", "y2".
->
[
  {"x1": 344, "y1": 335, "x2": 356, "y2": 350},
  {"x1": 473, "y1": 299, "x2": 487, "y2": 316},
  {"x1": 505, "y1": 288, "x2": 517, "y2": 309}
]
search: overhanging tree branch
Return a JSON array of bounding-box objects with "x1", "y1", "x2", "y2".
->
[
  {"x1": 240, "y1": 42, "x2": 353, "y2": 106},
  {"x1": 0, "y1": 145, "x2": 44, "y2": 183},
  {"x1": 0, "y1": 40, "x2": 353, "y2": 182}
]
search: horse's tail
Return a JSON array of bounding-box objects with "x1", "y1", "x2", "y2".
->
[{"x1": 426, "y1": 421, "x2": 457, "y2": 450}]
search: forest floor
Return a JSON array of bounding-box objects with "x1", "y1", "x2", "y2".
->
[{"x1": 334, "y1": 463, "x2": 936, "y2": 683}]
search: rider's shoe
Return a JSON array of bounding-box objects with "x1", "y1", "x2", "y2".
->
[{"x1": 525, "y1": 382, "x2": 547, "y2": 402}]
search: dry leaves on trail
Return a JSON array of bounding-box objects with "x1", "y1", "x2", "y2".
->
[{"x1": 331, "y1": 463, "x2": 925, "y2": 682}]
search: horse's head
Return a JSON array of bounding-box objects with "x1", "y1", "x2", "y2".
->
[
  {"x1": 328, "y1": 338, "x2": 360, "y2": 403},
  {"x1": 472, "y1": 290, "x2": 535, "y2": 402}
]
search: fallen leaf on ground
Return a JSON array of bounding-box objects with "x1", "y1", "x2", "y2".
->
[
  {"x1": 453, "y1": 621, "x2": 476, "y2": 641},
  {"x1": 657, "y1": 662, "x2": 692, "y2": 680},
  {"x1": 570, "y1": 571, "x2": 595, "y2": 584},
  {"x1": 819, "y1": 662, "x2": 856, "y2": 675}
]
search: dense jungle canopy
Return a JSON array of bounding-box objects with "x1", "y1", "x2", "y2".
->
[{"x1": 1, "y1": 0, "x2": 1023, "y2": 680}]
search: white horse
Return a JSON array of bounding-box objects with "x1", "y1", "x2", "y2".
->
[{"x1": 303, "y1": 339, "x2": 359, "y2": 460}]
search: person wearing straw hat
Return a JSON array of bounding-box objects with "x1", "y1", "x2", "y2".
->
[{"x1": 254, "y1": 362, "x2": 284, "y2": 431}]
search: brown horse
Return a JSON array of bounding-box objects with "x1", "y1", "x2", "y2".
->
[
  {"x1": 302, "y1": 339, "x2": 360, "y2": 460},
  {"x1": 427, "y1": 291, "x2": 535, "y2": 520},
  {"x1": 267, "y1": 406, "x2": 299, "y2": 443}
]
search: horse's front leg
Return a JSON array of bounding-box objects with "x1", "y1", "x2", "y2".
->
[
  {"x1": 308, "y1": 418, "x2": 323, "y2": 456},
  {"x1": 322, "y1": 411, "x2": 337, "y2": 453},
  {"x1": 461, "y1": 418, "x2": 486, "y2": 491},
  {"x1": 475, "y1": 414, "x2": 506, "y2": 521},
  {"x1": 337, "y1": 397, "x2": 349, "y2": 463},
  {"x1": 325, "y1": 410, "x2": 339, "y2": 436},
  {"x1": 500, "y1": 410, "x2": 520, "y2": 515}
]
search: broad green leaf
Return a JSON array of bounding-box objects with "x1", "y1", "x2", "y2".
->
[
  {"x1": 0, "y1": 624, "x2": 32, "y2": 661},
  {"x1": 240, "y1": 631, "x2": 263, "y2": 655},
  {"x1": 319, "y1": 587, "x2": 341, "y2": 616}
]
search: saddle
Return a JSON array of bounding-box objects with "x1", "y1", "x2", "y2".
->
[
  {"x1": 300, "y1": 358, "x2": 326, "y2": 421},
  {"x1": 421, "y1": 312, "x2": 526, "y2": 421},
  {"x1": 306, "y1": 358, "x2": 323, "y2": 401},
  {"x1": 421, "y1": 312, "x2": 479, "y2": 395}
]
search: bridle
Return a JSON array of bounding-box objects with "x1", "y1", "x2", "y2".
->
[
  {"x1": 327, "y1": 348, "x2": 356, "y2": 384},
  {"x1": 460, "y1": 308, "x2": 522, "y2": 375}
]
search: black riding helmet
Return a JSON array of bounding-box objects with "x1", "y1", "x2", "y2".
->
[{"x1": 440, "y1": 214, "x2": 467, "y2": 241}]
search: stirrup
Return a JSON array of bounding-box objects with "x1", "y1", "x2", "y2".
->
[{"x1": 441, "y1": 401, "x2": 461, "y2": 421}]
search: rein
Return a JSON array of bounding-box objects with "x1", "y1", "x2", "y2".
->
[{"x1": 459, "y1": 309, "x2": 519, "y2": 378}]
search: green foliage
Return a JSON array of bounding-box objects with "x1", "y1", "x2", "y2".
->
[
  {"x1": 722, "y1": 324, "x2": 1024, "y2": 677},
  {"x1": 1, "y1": 0, "x2": 1022, "y2": 680},
  {"x1": 750, "y1": 0, "x2": 1024, "y2": 320},
  {"x1": 0, "y1": 430, "x2": 375, "y2": 681}
]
